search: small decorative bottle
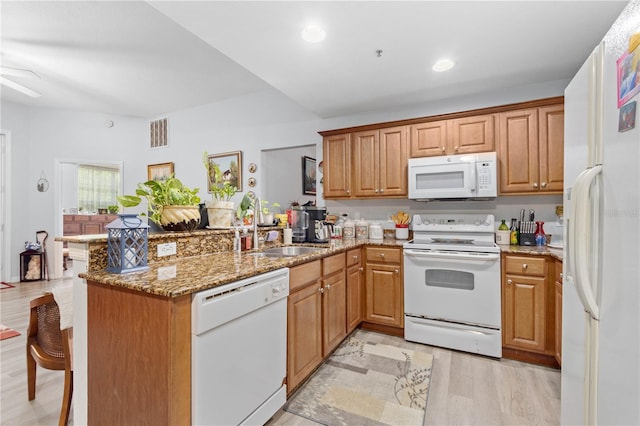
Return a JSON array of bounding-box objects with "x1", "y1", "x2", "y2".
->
[
  {"x1": 510, "y1": 218, "x2": 519, "y2": 245},
  {"x1": 535, "y1": 221, "x2": 546, "y2": 246}
]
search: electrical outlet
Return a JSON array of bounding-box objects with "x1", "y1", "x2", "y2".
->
[{"x1": 157, "y1": 242, "x2": 177, "y2": 257}]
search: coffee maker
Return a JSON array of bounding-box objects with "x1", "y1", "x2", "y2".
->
[{"x1": 304, "y1": 207, "x2": 330, "y2": 243}]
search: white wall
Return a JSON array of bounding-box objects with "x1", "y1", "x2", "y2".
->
[
  {"x1": 263, "y1": 145, "x2": 316, "y2": 209},
  {"x1": 1, "y1": 78, "x2": 568, "y2": 281}
]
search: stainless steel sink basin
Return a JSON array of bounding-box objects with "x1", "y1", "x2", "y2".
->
[{"x1": 248, "y1": 246, "x2": 326, "y2": 258}]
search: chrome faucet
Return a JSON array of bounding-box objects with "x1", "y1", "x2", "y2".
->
[{"x1": 253, "y1": 197, "x2": 262, "y2": 249}]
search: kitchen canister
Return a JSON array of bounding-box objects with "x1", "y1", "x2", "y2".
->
[
  {"x1": 495, "y1": 230, "x2": 511, "y2": 245},
  {"x1": 355, "y1": 219, "x2": 369, "y2": 240},
  {"x1": 395, "y1": 224, "x2": 409, "y2": 240},
  {"x1": 343, "y1": 219, "x2": 355, "y2": 238},
  {"x1": 369, "y1": 222, "x2": 383, "y2": 240}
]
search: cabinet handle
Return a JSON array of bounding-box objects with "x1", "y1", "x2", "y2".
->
[
  {"x1": 353, "y1": 255, "x2": 358, "y2": 261},
  {"x1": 441, "y1": 147, "x2": 446, "y2": 152},
  {"x1": 522, "y1": 264, "x2": 528, "y2": 269},
  {"x1": 507, "y1": 279, "x2": 513, "y2": 285},
  {"x1": 395, "y1": 269, "x2": 399, "y2": 274},
  {"x1": 326, "y1": 284, "x2": 331, "y2": 290},
  {"x1": 380, "y1": 253, "x2": 385, "y2": 258},
  {"x1": 347, "y1": 190, "x2": 350, "y2": 194},
  {"x1": 560, "y1": 272, "x2": 563, "y2": 279},
  {"x1": 375, "y1": 189, "x2": 379, "y2": 193},
  {"x1": 541, "y1": 182, "x2": 547, "y2": 188},
  {"x1": 380, "y1": 188, "x2": 384, "y2": 193},
  {"x1": 359, "y1": 267, "x2": 363, "y2": 272},
  {"x1": 533, "y1": 182, "x2": 539, "y2": 189},
  {"x1": 454, "y1": 146, "x2": 459, "y2": 152},
  {"x1": 318, "y1": 287, "x2": 324, "y2": 293}
]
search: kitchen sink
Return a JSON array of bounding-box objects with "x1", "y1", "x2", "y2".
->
[{"x1": 249, "y1": 246, "x2": 326, "y2": 258}]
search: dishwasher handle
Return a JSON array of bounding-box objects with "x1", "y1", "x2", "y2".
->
[{"x1": 404, "y1": 249, "x2": 500, "y2": 262}]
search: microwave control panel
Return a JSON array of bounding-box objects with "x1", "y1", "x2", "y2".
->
[{"x1": 476, "y1": 158, "x2": 497, "y2": 197}]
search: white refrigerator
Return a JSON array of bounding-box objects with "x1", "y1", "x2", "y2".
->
[{"x1": 562, "y1": 1, "x2": 640, "y2": 425}]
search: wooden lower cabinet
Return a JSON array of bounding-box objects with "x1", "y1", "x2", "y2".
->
[
  {"x1": 554, "y1": 259, "x2": 563, "y2": 365},
  {"x1": 364, "y1": 247, "x2": 404, "y2": 328},
  {"x1": 502, "y1": 253, "x2": 559, "y2": 367},
  {"x1": 287, "y1": 254, "x2": 347, "y2": 393},
  {"x1": 346, "y1": 248, "x2": 364, "y2": 333}
]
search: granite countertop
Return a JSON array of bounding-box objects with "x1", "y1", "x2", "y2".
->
[
  {"x1": 499, "y1": 244, "x2": 563, "y2": 261},
  {"x1": 80, "y1": 238, "x2": 406, "y2": 298}
]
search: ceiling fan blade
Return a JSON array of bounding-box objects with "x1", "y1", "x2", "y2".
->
[
  {"x1": 0, "y1": 76, "x2": 41, "y2": 98},
  {"x1": 0, "y1": 66, "x2": 40, "y2": 79}
]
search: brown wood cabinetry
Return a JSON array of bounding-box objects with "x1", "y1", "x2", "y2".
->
[
  {"x1": 364, "y1": 246, "x2": 403, "y2": 328},
  {"x1": 498, "y1": 104, "x2": 564, "y2": 195},
  {"x1": 346, "y1": 248, "x2": 364, "y2": 333},
  {"x1": 502, "y1": 253, "x2": 559, "y2": 368},
  {"x1": 322, "y1": 133, "x2": 352, "y2": 198},
  {"x1": 554, "y1": 259, "x2": 563, "y2": 365},
  {"x1": 63, "y1": 214, "x2": 117, "y2": 236},
  {"x1": 352, "y1": 126, "x2": 408, "y2": 197},
  {"x1": 410, "y1": 114, "x2": 495, "y2": 157},
  {"x1": 287, "y1": 254, "x2": 347, "y2": 393}
]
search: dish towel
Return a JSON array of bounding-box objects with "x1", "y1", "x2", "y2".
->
[{"x1": 51, "y1": 286, "x2": 73, "y2": 330}]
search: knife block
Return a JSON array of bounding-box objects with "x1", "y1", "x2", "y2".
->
[{"x1": 519, "y1": 221, "x2": 536, "y2": 246}]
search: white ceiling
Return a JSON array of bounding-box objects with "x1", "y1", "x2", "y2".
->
[{"x1": 0, "y1": 1, "x2": 629, "y2": 119}]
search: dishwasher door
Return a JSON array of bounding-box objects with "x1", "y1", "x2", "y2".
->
[{"x1": 192, "y1": 268, "x2": 289, "y2": 425}]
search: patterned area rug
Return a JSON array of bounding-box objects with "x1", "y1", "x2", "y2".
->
[
  {"x1": 0, "y1": 325, "x2": 21, "y2": 341},
  {"x1": 284, "y1": 329, "x2": 433, "y2": 426},
  {"x1": 0, "y1": 282, "x2": 15, "y2": 290}
]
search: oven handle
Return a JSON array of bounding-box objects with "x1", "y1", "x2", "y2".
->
[{"x1": 404, "y1": 249, "x2": 500, "y2": 262}]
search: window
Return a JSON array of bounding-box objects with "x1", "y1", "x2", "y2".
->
[{"x1": 77, "y1": 165, "x2": 121, "y2": 212}]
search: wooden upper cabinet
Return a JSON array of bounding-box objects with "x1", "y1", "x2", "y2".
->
[
  {"x1": 538, "y1": 105, "x2": 565, "y2": 193},
  {"x1": 352, "y1": 126, "x2": 408, "y2": 198},
  {"x1": 410, "y1": 114, "x2": 495, "y2": 157},
  {"x1": 498, "y1": 104, "x2": 564, "y2": 195},
  {"x1": 323, "y1": 134, "x2": 351, "y2": 198}
]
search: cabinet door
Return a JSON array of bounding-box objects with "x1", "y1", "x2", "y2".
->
[
  {"x1": 352, "y1": 130, "x2": 379, "y2": 197},
  {"x1": 365, "y1": 262, "x2": 403, "y2": 327},
  {"x1": 554, "y1": 259, "x2": 563, "y2": 365},
  {"x1": 538, "y1": 105, "x2": 564, "y2": 193},
  {"x1": 498, "y1": 109, "x2": 539, "y2": 194},
  {"x1": 346, "y1": 263, "x2": 363, "y2": 333},
  {"x1": 82, "y1": 223, "x2": 103, "y2": 234},
  {"x1": 287, "y1": 283, "x2": 323, "y2": 392},
  {"x1": 450, "y1": 114, "x2": 495, "y2": 154},
  {"x1": 323, "y1": 134, "x2": 352, "y2": 198},
  {"x1": 410, "y1": 120, "x2": 448, "y2": 157},
  {"x1": 502, "y1": 273, "x2": 546, "y2": 352},
  {"x1": 322, "y1": 272, "x2": 347, "y2": 355},
  {"x1": 378, "y1": 126, "x2": 408, "y2": 196}
]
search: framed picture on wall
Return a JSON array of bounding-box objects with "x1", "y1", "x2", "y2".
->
[
  {"x1": 302, "y1": 156, "x2": 316, "y2": 195},
  {"x1": 147, "y1": 162, "x2": 174, "y2": 181},
  {"x1": 206, "y1": 151, "x2": 242, "y2": 192}
]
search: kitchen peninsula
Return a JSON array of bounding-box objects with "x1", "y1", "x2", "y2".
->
[{"x1": 61, "y1": 229, "x2": 403, "y2": 425}]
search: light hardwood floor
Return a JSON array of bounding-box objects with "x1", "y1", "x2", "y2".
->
[{"x1": 1, "y1": 268, "x2": 560, "y2": 425}]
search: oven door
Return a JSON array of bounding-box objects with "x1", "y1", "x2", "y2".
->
[{"x1": 403, "y1": 248, "x2": 501, "y2": 328}]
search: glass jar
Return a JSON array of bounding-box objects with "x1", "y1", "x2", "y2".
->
[
  {"x1": 355, "y1": 219, "x2": 369, "y2": 240},
  {"x1": 369, "y1": 222, "x2": 383, "y2": 240}
]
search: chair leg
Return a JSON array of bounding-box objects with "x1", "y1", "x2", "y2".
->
[
  {"x1": 27, "y1": 350, "x2": 36, "y2": 401},
  {"x1": 58, "y1": 370, "x2": 73, "y2": 426}
]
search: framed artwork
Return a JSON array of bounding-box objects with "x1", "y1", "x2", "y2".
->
[
  {"x1": 617, "y1": 44, "x2": 640, "y2": 108},
  {"x1": 147, "y1": 162, "x2": 174, "y2": 181},
  {"x1": 302, "y1": 156, "x2": 316, "y2": 195},
  {"x1": 206, "y1": 151, "x2": 242, "y2": 192}
]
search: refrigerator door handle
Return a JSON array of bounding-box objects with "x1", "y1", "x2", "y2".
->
[{"x1": 569, "y1": 164, "x2": 602, "y2": 320}]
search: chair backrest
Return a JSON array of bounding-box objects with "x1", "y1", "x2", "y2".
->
[
  {"x1": 35, "y1": 230, "x2": 48, "y2": 249},
  {"x1": 29, "y1": 294, "x2": 64, "y2": 359}
]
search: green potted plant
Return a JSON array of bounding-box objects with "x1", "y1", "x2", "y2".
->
[
  {"x1": 117, "y1": 175, "x2": 201, "y2": 232},
  {"x1": 203, "y1": 152, "x2": 238, "y2": 228},
  {"x1": 107, "y1": 205, "x2": 119, "y2": 214},
  {"x1": 258, "y1": 200, "x2": 281, "y2": 225},
  {"x1": 235, "y1": 193, "x2": 254, "y2": 226}
]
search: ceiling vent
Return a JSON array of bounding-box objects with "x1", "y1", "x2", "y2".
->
[{"x1": 150, "y1": 118, "x2": 168, "y2": 149}]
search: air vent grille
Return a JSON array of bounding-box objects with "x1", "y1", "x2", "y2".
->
[{"x1": 150, "y1": 118, "x2": 168, "y2": 148}]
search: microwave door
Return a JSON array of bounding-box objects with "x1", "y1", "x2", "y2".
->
[{"x1": 411, "y1": 162, "x2": 475, "y2": 199}]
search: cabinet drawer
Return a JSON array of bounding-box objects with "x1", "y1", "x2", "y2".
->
[
  {"x1": 346, "y1": 249, "x2": 361, "y2": 267},
  {"x1": 64, "y1": 223, "x2": 82, "y2": 235},
  {"x1": 290, "y1": 260, "x2": 321, "y2": 292},
  {"x1": 504, "y1": 255, "x2": 546, "y2": 276},
  {"x1": 365, "y1": 246, "x2": 401, "y2": 264},
  {"x1": 75, "y1": 215, "x2": 91, "y2": 222},
  {"x1": 323, "y1": 253, "x2": 345, "y2": 276}
]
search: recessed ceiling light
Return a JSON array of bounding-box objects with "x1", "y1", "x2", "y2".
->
[
  {"x1": 432, "y1": 59, "x2": 455, "y2": 72},
  {"x1": 301, "y1": 25, "x2": 326, "y2": 43}
]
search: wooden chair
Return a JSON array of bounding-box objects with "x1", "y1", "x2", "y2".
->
[{"x1": 26, "y1": 294, "x2": 73, "y2": 426}]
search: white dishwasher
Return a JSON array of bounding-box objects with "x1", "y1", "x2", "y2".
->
[{"x1": 192, "y1": 268, "x2": 289, "y2": 425}]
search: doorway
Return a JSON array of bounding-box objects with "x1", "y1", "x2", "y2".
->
[{"x1": 0, "y1": 131, "x2": 11, "y2": 282}]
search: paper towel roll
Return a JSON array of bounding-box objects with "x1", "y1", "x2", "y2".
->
[{"x1": 283, "y1": 228, "x2": 293, "y2": 245}]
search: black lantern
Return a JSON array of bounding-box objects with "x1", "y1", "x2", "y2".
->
[{"x1": 105, "y1": 214, "x2": 149, "y2": 274}]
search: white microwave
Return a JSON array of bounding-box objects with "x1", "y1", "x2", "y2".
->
[{"x1": 408, "y1": 152, "x2": 497, "y2": 200}]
